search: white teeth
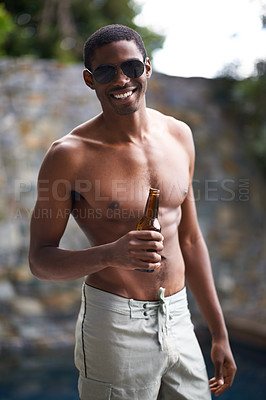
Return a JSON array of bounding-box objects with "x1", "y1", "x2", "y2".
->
[{"x1": 113, "y1": 91, "x2": 132, "y2": 99}]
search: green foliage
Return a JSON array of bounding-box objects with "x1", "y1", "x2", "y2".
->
[
  {"x1": 1, "y1": 0, "x2": 165, "y2": 62},
  {"x1": 232, "y1": 75, "x2": 266, "y2": 176},
  {"x1": 213, "y1": 71, "x2": 266, "y2": 177},
  {"x1": 0, "y1": 3, "x2": 16, "y2": 55}
]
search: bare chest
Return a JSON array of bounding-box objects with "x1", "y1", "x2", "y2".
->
[{"x1": 73, "y1": 136, "x2": 190, "y2": 219}]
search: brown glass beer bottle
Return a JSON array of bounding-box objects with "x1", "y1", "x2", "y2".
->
[
  {"x1": 137, "y1": 188, "x2": 161, "y2": 232},
  {"x1": 136, "y1": 188, "x2": 161, "y2": 272}
]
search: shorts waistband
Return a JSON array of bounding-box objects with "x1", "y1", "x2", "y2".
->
[{"x1": 83, "y1": 283, "x2": 187, "y2": 315}]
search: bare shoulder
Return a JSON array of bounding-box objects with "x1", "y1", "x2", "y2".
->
[
  {"x1": 39, "y1": 135, "x2": 79, "y2": 177},
  {"x1": 40, "y1": 114, "x2": 102, "y2": 169},
  {"x1": 38, "y1": 119, "x2": 96, "y2": 181},
  {"x1": 148, "y1": 108, "x2": 194, "y2": 152}
]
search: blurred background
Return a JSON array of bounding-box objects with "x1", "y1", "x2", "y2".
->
[{"x1": 0, "y1": 0, "x2": 265, "y2": 399}]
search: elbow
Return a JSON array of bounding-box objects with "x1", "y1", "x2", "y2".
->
[
  {"x1": 28, "y1": 251, "x2": 49, "y2": 281},
  {"x1": 180, "y1": 232, "x2": 203, "y2": 251}
]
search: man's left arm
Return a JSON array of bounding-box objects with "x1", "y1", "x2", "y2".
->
[{"x1": 179, "y1": 186, "x2": 237, "y2": 396}]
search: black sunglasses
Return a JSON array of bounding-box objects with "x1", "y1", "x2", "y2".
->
[{"x1": 86, "y1": 58, "x2": 147, "y2": 84}]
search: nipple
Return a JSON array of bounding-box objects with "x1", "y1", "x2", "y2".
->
[{"x1": 108, "y1": 201, "x2": 120, "y2": 210}]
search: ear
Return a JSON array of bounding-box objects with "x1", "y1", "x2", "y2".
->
[
  {"x1": 145, "y1": 57, "x2": 152, "y2": 79},
  {"x1": 83, "y1": 69, "x2": 95, "y2": 90}
]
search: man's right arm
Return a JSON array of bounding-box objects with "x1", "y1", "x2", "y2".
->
[
  {"x1": 28, "y1": 141, "x2": 110, "y2": 281},
  {"x1": 29, "y1": 142, "x2": 163, "y2": 281}
]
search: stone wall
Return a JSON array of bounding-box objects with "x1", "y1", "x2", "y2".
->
[{"x1": 0, "y1": 58, "x2": 265, "y2": 350}]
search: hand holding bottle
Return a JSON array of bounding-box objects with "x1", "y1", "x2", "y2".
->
[
  {"x1": 106, "y1": 188, "x2": 163, "y2": 272},
  {"x1": 107, "y1": 229, "x2": 164, "y2": 272}
]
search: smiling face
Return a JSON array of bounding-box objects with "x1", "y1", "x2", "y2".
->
[{"x1": 83, "y1": 40, "x2": 152, "y2": 116}]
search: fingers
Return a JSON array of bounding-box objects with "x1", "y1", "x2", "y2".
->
[
  {"x1": 210, "y1": 344, "x2": 237, "y2": 396},
  {"x1": 209, "y1": 376, "x2": 229, "y2": 396},
  {"x1": 209, "y1": 364, "x2": 236, "y2": 396},
  {"x1": 133, "y1": 230, "x2": 164, "y2": 242},
  {"x1": 209, "y1": 376, "x2": 223, "y2": 395},
  {"x1": 127, "y1": 231, "x2": 164, "y2": 271},
  {"x1": 214, "y1": 359, "x2": 224, "y2": 386},
  {"x1": 134, "y1": 261, "x2": 161, "y2": 272},
  {"x1": 111, "y1": 230, "x2": 164, "y2": 271},
  {"x1": 130, "y1": 249, "x2": 162, "y2": 272},
  {"x1": 210, "y1": 360, "x2": 225, "y2": 396},
  {"x1": 129, "y1": 241, "x2": 164, "y2": 253},
  {"x1": 130, "y1": 250, "x2": 162, "y2": 263},
  {"x1": 129, "y1": 231, "x2": 164, "y2": 253}
]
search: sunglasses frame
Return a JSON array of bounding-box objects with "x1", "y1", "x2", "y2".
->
[{"x1": 86, "y1": 57, "x2": 148, "y2": 84}]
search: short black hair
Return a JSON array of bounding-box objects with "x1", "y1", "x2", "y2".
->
[{"x1": 84, "y1": 24, "x2": 147, "y2": 70}]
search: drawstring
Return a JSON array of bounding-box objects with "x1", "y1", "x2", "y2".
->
[{"x1": 129, "y1": 287, "x2": 171, "y2": 351}]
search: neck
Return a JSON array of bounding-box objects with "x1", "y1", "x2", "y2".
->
[{"x1": 101, "y1": 106, "x2": 150, "y2": 144}]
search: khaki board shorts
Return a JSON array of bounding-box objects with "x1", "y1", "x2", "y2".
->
[{"x1": 75, "y1": 284, "x2": 211, "y2": 400}]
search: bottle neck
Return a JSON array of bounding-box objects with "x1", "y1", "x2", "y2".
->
[{"x1": 144, "y1": 189, "x2": 160, "y2": 219}]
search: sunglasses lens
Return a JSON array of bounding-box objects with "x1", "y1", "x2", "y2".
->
[
  {"x1": 92, "y1": 59, "x2": 145, "y2": 84},
  {"x1": 93, "y1": 65, "x2": 116, "y2": 84},
  {"x1": 122, "y1": 60, "x2": 144, "y2": 78}
]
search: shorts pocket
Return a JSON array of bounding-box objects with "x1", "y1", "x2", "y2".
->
[{"x1": 78, "y1": 375, "x2": 112, "y2": 400}]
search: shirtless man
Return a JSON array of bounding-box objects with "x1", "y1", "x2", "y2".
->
[{"x1": 29, "y1": 25, "x2": 236, "y2": 399}]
